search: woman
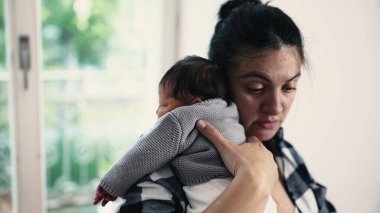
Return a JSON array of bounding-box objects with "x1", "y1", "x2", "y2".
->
[{"x1": 117, "y1": 0, "x2": 335, "y2": 212}]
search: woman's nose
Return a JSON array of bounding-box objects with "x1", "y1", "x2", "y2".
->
[{"x1": 262, "y1": 92, "x2": 283, "y2": 115}]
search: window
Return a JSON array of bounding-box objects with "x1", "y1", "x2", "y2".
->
[
  {"x1": 4, "y1": 0, "x2": 174, "y2": 212},
  {"x1": 42, "y1": 0, "x2": 164, "y2": 212}
]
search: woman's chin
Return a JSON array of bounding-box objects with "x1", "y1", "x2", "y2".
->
[
  {"x1": 246, "y1": 127, "x2": 279, "y2": 141},
  {"x1": 257, "y1": 134, "x2": 275, "y2": 142}
]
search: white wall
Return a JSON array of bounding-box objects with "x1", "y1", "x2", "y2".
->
[{"x1": 178, "y1": 0, "x2": 380, "y2": 212}]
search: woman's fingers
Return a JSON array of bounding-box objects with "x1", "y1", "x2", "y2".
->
[
  {"x1": 196, "y1": 120, "x2": 231, "y2": 151},
  {"x1": 196, "y1": 119, "x2": 241, "y2": 175},
  {"x1": 196, "y1": 119, "x2": 277, "y2": 185}
]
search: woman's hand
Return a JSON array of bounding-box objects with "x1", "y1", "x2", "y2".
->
[
  {"x1": 196, "y1": 120, "x2": 278, "y2": 185},
  {"x1": 196, "y1": 120, "x2": 278, "y2": 212}
]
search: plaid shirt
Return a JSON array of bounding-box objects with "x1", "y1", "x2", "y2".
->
[{"x1": 117, "y1": 128, "x2": 336, "y2": 213}]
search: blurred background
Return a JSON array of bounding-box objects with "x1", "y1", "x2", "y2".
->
[{"x1": 0, "y1": 0, "x2": 379, "y2": 212}]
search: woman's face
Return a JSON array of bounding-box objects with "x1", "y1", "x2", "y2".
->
[{"x1": 229, "y1": 47, "x2": 302, "y2": 141}]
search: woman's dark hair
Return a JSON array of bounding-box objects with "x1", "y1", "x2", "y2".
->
[
  {"x1": 159, "y1": 55, "x2": 226, "y2": 102},
  {"x1": 209, "y1": 0, "x2": 305, "y2": 74}
]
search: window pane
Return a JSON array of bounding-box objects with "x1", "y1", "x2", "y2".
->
[
  {"x1": 41, "y1": 0, "x2": 162, "y2": 212},
  {"x1": 0, "y1": 0, "x2": 12, "y2": 212}
]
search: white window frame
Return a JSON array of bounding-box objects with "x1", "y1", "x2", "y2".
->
[{"x1": 6, "y1": 0, "x2": 45, "y2": 212}]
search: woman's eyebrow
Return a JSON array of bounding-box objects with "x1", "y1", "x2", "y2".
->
[
  {"x1": 239, "y1": 71, "x2": 301, "y2": 83},
  {"x1": 287, "y1": 72, "x2": 301, "y2": 82},
  {"x1": 239, "y1": 71, "x2": 271, "y2": 82}
]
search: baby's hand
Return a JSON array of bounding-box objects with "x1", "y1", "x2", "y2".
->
[{"x1": 93, "y1": 185, "x2": 117, "y2": 206}]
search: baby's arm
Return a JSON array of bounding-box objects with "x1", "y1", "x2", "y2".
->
[{"x1": 94, "y1": 113, "x2": 184, "y2": 204}]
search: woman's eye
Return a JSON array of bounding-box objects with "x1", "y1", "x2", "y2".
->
[
  {"x1": 246, "y1": 83, "x2": 264, "y2": 93},
  {"x1": 247, "y1": 87, "x2": 264, "y2": 94},
  {"x1": 283, "y1": 86, "x2": 297, "y2": 93}
]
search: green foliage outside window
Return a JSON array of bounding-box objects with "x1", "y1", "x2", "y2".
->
[
  {"x1": 42, "y1": 0, "x2": 117, "y2": 69},
  {"x1": 41, "y1": 0, "x2": 123, "y2": 210},
  {"x1": 0, "y1": 0, "x2": 9, "y2": 195}
]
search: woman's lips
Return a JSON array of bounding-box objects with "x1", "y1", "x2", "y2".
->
[{"x1": 256, "y1": 121, "x2": 277, "y2": 129}]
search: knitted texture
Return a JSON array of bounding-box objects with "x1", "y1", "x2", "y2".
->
[{"x1": 100, "y1": 98, "x2": 246, "y2": 196}]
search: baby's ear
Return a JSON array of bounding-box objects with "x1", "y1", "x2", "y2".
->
[{"x1": 190, "y1": 97, "x2": 202, "y2": 104}]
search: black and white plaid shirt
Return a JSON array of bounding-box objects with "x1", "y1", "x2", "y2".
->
[{"x1": 117, "y1": 128, "x2": 336, "y2": 213}]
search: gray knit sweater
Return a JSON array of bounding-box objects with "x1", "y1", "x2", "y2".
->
[{"x1": 100, "y1": 98, "x2": 246, "y2": 196}]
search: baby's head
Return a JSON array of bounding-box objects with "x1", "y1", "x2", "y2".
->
[{"x1": 156, "y1": 55, "x2": 226, "y2": 118}]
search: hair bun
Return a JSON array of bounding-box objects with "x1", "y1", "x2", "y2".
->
[{"x1": 218, "y1": 0, "x2": 262, "y2": 20}]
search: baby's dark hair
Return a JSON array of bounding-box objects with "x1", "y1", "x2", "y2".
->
[{"x1": 159, "y1": 55, "x2": 226, "y2": 102}]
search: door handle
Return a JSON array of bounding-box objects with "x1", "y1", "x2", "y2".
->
[{"x1": 19, "y1": 35, "x2": 31, "y2": 89}]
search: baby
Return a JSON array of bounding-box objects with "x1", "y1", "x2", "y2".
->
[{"x1": 93, "y1": 55, "x2": 245, "y2": 212}]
